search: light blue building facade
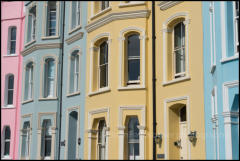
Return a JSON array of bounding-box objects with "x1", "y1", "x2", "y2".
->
[
  {"x1": 19, "y1": 1, "x2": 87, "y2": 160},
  {"x1": 202, "y1": 1, "x2": 239, "y2": 160}
]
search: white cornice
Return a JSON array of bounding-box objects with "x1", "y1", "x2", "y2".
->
[
  {"x1": 21, "y1": 43, "x2": 62, "y2": 56},
  {"x1": 158, "y1": 1, "x2": 183, "y2": 10},
  {"x1": 85, "y1": 10, "x2": 150, "y2": 33}
]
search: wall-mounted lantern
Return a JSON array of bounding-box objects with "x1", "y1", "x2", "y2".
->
[{"x1": 188, "y1": 131, "x2": 197, "y2": 143}]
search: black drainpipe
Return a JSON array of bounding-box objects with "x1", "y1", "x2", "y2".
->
[
  {"x1": 58, "y1": 1, "x2": 65, "y2": 159},
  {"x1": 152, "y1": 1, "x2": 157, "y2": 160}
]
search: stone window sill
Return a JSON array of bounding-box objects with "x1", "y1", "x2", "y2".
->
[
  {"x1": 118, "y1": 85, "x2": 145, "y2": 91},
  {"x1": 118, "y1": 2, "x2": 145, "y2": 8},
  {"x1": 90, "y1": 7, "x2": 112, "y2": 21},
  {"x1": 22, "y1": 99, "x2": 34, "y2": 105},
  {"x1": 220, "y1": 54, "x2": 239, "y2": 63},
  {"x1": 67, "y1": 91, "x2": 81, "y2": 97},
  {"x1": 41, "y1": 36, "x2": 60, "y2": 40},
  {"x1": 38, "y1": 97, "x2": 58, "y2": 101},
  {"x1": 3, "y1": 54, "x2": 18, "y2": 57},
  {"x1": 25, "y1": 39, "x2": 36, "y2": 48},
  {"x1": 2, "y1": 105, "x2": 15, "y2": 109},
  {"x1": 162, "y1": 76, "x2": 191, "y2": 86},
  {"x1": 68, "y1": 25, "x2": 82, "y2": 35},
  {"x1": 88, "y1": 87, "x2": 111, "y2": 96}
]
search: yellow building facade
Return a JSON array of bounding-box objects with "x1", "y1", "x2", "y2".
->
[
  {"x1": 84, "y1": 1, "x2": 206, "y2": 160},
  {"x1": 155, "y1": 1, "x2": 206, "y2": 160}
]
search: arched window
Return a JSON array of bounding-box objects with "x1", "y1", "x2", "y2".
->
[
  {"x1": 21, "y1": 121, "x2": 30, "y2": 158},
  {"x1": 126, "y1": 33, "x2": 140, "y2": 84},
  {"x1": 8, "y1": 26, "x2": 16, "y2": 55},
  {"x1": 46, "y1": 1, "x2": 56, "y2": 36},
  {"x1": 44, "y1": 58, "x2": 55, "y2": 98},
  {"x1": 24, "y1": 62, "x2": 33, "y2": 101},
  {"x1": 69, "y1": 51, "x2": 80, "y2": 94},
  {"x1": 173, "y1": 22, "x2": 185, "y2": 78},
  {"x1": 99, "y1": 41, "x2": 108, "y2": 88},
  {"x1": 5, "y1": 74, "x2": 14, "y2": 106},
  {"x1": 98, "y1": 120, "x2": 106, "y2": 160},
  {"x1": 41, "y1": 119, "x2": 52, "y2": 159},
  {"x1": 128, "y1": 117, "x2": 140, "y2": 160},
  {"x1": 3, "y1": 126, "x2": 11, "y2": 157}
]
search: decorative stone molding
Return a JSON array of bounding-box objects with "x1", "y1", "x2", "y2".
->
[
  {"x1": 158, "y1": 1, "x2": 183, "y2": 10},
  {"x1": 21, "y1": 43, "x2": 62, "y2": 56},
  {"x1": 65, "y1": 32, "x2": 84, "y2": 45},
  {"x1": 85, "y1": 10, "x2": 150, "y2": 33}
]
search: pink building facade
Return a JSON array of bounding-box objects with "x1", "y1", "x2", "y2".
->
[{"x1": 1, "y1": 1, "x2": 25, "y2": 160}]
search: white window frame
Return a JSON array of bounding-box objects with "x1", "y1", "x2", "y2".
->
[
  {"x1": 118, "y1": 27, "x2": 146, "y2": 90},
  {"x1": 42, "y1": 1, "x2": 60, "y2": 39},
  {"x1": 47, "y1": 3, "x2": 57, "y2": 37},
  {"x1": 39, "y1": 55, "x2": 58, "y2": 100},
  {"x1": 4, "y1": 74, "x2": 14, "y2": 107},
  {"x1": 233, "y1": 1, "x2": 239, "y2": 55},
  {"x1": 98, "y1": 41, "x2": 108, "y2": 90},
  {"x1": 126, "y1": 34, "x2": 141, "y2": 85},
  {"x1": 8, "y1": 26, "x2": 17, "y2": 55},
  {"x1": 69, "y1": 1, "x2": 81, "y2": 33},
  {"x1": 209, "y1": 1, "x2": 216, "y2": 73},
  {"x1": 89, "y1": 33, "x2": 111, "y2": 96},
  {"x1": 162, "y1": 12, "x2": 190, "y2": 85},
  {"x1": 68, "y1": 50, "x2": 81, "y2": 95},
  {"x1": 25, "y1": 2, "x2": 37, "y2": 46},
  {"x1": 172, "y1": 22, "x2": 186, "y2": 79}
]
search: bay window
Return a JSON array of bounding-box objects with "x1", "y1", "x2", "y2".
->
[
  {"x1": 47, "y1": 1, "x2": 56, "y2": 36},
  {"x1": 233, "y1": 1, "x2": 239, "y2": 53},
  {"x1": 173, "y1": 22, "x2": 185, "y2": 78},
  {"x1": 27, "y1": 6, "x2": 36, "y2": 43},
  {"x1": 24, "y1": 62, "x2": 33, "y2": 101},
  {"x1": 44, "y1": 58, "x2": 55, "y2": 98},
  {"x1": 126, "y1": 34, "x2": 140, "y2": 84},
  {"x1": 99, "y1": 41, "x2": 108, "y2": 88}
]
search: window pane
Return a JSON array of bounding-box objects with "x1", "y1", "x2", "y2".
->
[
  {"x1": 71, "y1": 1, "x2": 76, "y2": 29},
  {"x1": 100, "y1": 64, "x2": 107, "y2": 88},
  {"x1": 100, "y1": 42, "x2": 108, "y2": 65},
  {"x1": 70, "y1": 55, "x2": 75, "y2": 93},
  {"x1": 175, "y1": 49, "x2": 185, "y2": 74},
  {"x1": 5, "y1": 127, "x2": 11, "y2": 139},
  {"x1": 8, "y1": 76, "x2": 14, "y2": 89},
  {"x1": 174, "y1": 23, "x2": 182, "y2": 48},
  {"x1": 27, "y1": 15, "x2": 32, "y2": 42},
  {"x1": 4, "y1": 142, "x2": 10, "y2": 155},
  {"x1": 10, "y1": 41, "x2": 16, "y2": 54},
  {"x1": 127, "y1": 34, "x2": 140, "y2": 57},
  {"x1": 128, "y1": 143, "x2": 134, "y2": 156},
  {"x1": 134, "y1": 143, "x2": 139, "y2": 156},
  {"x1": 45, "y1": 137, "x2": 52, "y2": 156},
  {"x1": 180, "y1": 106, "x2": 186, "y2": 122},
  {"x1": 128, "y1": 59, "x2": 140, "y2": 81},
  {"x1": 21, "y1": 135, "x2": 27, "y2": 157},
  {"x1": 11, "y1": 27, "x2": 16, "y2": 40},
  {"x1": 128, "y1": 117, "x2": 139, "y2": 142},
  {"x1": 8, "y1": 90, "x2": 13, "y2": 105}
]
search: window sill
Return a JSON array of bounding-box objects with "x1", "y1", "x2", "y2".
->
[
  {"x1": 118, "y1": 85, "x2": 145, "y2": 91},
  {"x1": 88, "y1": 87, "x2": 111, "y2": 96},
  {"x1": 2, "y1": 105, "x2": 15, "y2": 109},
  {"x1": 220, "y1": 54, "x2": 239, "y2": 63},
  {"x1": 162, "y1": 76, "x2": 191, "y2": 86},
  {"x1": 25, "y1": 40, "x2": 36, "y2": 48},
  {"x1": 67, "y1": 91, "x2": 80, "y2": 97},
  {"x1": 1, "y1": 156, "x2": 11, "y2": 160},
  {"x1": 210, "y1": 64, "x2": 216, "y2": 73},
  {"x1": 90, "y1": 7, "x2": 112, "y2": 21},
  {"x1": 118, "y1": 2, "x2": 145, "y2": 8},
  {"x1": 22, "y1": 99, "x2": 34, "y2": 105},
  {"x1": 3, "y1": 54, "x2": 18, "y2": 57},
  {"x1": 41, "y1": 36, "x2": 60, "y2": 40},
  {"x1": 68, "y1": 25, "x2": 82, "y2": 35},
  {"x1": 38, "y1": 97, "x2": 58, "y2": 101}
]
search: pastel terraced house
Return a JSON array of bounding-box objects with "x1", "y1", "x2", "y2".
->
[
  {"x1": 202, "y1": 1, "x2": 239, "y2": 160},
  {"x1": 1, "y1": 1, "x2": 25, "y2": 160}
]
